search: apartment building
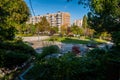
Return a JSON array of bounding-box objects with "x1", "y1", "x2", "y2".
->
[
  {"x1": 74, "y1": 19, "x2": 83, "y2": 27},
  {"x1": 27, "y1": 11, "x2": 70, "y2": 32}
]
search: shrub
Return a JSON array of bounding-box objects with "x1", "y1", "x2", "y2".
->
[
  {"x1": 42, "y1": 45, "x2": 60, "y2": 54},
  {"x1": 0, "y1": 49, "x2": 30, "y2": 68},
  {"x1": 0, "y1": 49, "x2": 6, "y2": 67},
  {"x1": 0, "y1": 41, "x2": 36, "y2": 55},
  {"x1": 25, "y1": 52, "x2": 105, "y2": 80},
  {"x1": 111, "y1": 31, "x2": 120, "y2": 47},
  {"x1": 0, "y1": 41, "x2": 36, "y2": 69},
  {"x1": 49, "y1": 36, "x2": 59, "y2": 41},
  {"x1": 37, "y1": 45, "x2": 60, "y2": 60},
  {"x1": 4, "y1": 51, "x2": 30, "y2": 68}
]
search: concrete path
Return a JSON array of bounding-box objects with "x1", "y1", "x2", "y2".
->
[
  {"x1": 27, "y1": 40, "x2": 89, "y2": 56},
  {"x1": 22, "y1": 36, "x2": 50, "y2": 42}
]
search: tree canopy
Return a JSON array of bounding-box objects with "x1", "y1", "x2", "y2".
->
[
  {"x1": 87, "y1": 0, "x2": 120, "y2": 33},
  {"x1": 70, "y1": 0, "x2": 120, "y2": 46},
  {"x1": 82, "y1": 15, "x2": 88, "y2": 29},
  {"x1": 36, "y1": 16, "x2": 50, "y2": 33},
  {"x1": 71, "y1": 25, "x2": 83, "y2": 35},
  {"x1": 0, "y1": 0, "x2": 30, "y2": 40}
]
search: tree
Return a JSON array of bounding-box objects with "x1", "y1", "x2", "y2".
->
[
  {"x1": 82, "y1": 15, "x2": 90, "y2": 38},
  {"x1": 70, "y1": 0, "x2": 120, "y2": 46},
  {"x1": 0, "y1": 0, "x2": 30, "y2": 40},
  {"x1": 50, "y1": 26, "x2": 58, "y2": 35},
  {"x1": 82, "y1": 15, "x2": 88, "y2": 29},
  {"x1": 30, "y1": 24, "x2": 36, "y2": 35},
  {"x1": 22, "y1": 23, "x2": 36, "y2": 35},
  {"x1": 36, "y1": 16, "x2": 50, "y2": 34},
  {"x1": 100, "y1": 32, "x2": 111, "y2": 40},
  {"x1": 60, "y1": 25, "x2": 68, "y2": 36},
  {"x1": 87, "y1": 28, "x2": 95, "y2": 38},
  {"x1": 71, "y1": 25, "x2": 83, "y2": 36},
  {"x1": 86, "y1": 0, "x2": 120, "y2": 46}
]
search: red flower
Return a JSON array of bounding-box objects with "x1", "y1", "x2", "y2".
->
[{"x1": 72, "y1": 45, "x2": 80, "y2": 55}]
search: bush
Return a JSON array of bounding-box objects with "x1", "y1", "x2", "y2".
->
[
  {"x1": 0, "y1": 50, "x2": 6, "y2": 67},
  {"x1": 0, "y1": 49, "x2": 30, "y2": 68},
  {"x1": 111, "y1": 31, "x2": 120, "y2": 47},
  {"x1": 37, "y1": 45, "x2": 60, "y2": 60},
  {"x1": 25, "y1": 53, "x2": 82, "y2": 80},
  {"x1": 42, "y1": 45, "x2": 60, "y2": 54},
  {"x1": 25, "y1": 52, "x2": 106, "y2": 80},
  {"x1": 0, "y1": 41, "x2": 36, "y2": 69},
  {"x1": 49, "y1": 36, "x2": 59, "y2": 41},
  {"x1": 4, "y1": 51, "x2": 30, "y2": 68},
  {"x1": 0, "y1": 41, "x2": 36, "y2": 55}
]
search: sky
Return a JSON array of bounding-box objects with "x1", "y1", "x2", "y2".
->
[{"x1": 24, "y1": 0, "x2": 89, "y2": 24}]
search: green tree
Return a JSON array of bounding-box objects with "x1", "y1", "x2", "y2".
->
[
  {"x1": 82, "y1": 15, "x2": 88, "y2": 37},
  {"x1": 22, "y1": 23, "x2": 36, "y2": 35},
  {"x1": 87, "y1": 28, "x2": 95, "y2": 38},
  {"x1": 0, "y1": 0, "x2": 30, "y2": 40},
  {"x1": 71, "y1": 0, "x2": 120, "y2": 46},
  {"x1": 50, "y1": 26, "x2": 58, "y2": 35},
  {"x1": 100, "y1": 32, "x2": 111, "y2": 40},
  {"x1": 82, "y1": 15, "x2": 88, "y2": 29},
  {"x1": 60, "y1": 25, "x2": 68, "y2": 36},
  {"x1": 71, "y1": 25, "x2": 83, "y2": 36},
  {"x1": 36, "y1": 16, "x2": 50, "y2": 34},
  {"x1": 30, "y1": 24, "x2": 36, "y2": 35},
  {"x1": 86, "y1": 0, "x2": 120, "y2": 46}
]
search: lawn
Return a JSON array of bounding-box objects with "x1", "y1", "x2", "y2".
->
[{"x1": 47, "y1": 36, "x2": 108, "y2": 44}]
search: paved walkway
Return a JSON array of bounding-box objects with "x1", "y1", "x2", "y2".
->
[
  {"x1": 27, "y1": 40, "x2": 89, "y2": 56},
  {"x1": 22, "y1": 36, "x2": 50, "y2": 42}
]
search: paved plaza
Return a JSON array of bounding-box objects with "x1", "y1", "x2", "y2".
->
[{"x1": 23, "y1": 36, "x2": 113, "y2": 55}]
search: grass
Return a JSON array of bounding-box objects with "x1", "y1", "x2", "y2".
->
[
  {"x1": 94, "y1": 38, "x2": 108, "y2": 43},
  {"x1": 47, "y1": 36, "x2": 108, "y2": 44},
  {"x1": 61, "y1": 38, "x2": 91, "y2": 44}
]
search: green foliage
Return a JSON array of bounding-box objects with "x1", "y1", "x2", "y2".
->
[
  {"x1": 25, "y1": 50, "x2": 111, "y2": 80},
  {"x1": 49, "y1": 36, "x2": 60, "y2": 41},
  {"x1": 60, "y1": 25, "x2": 68, "y2": 36},
  {"x1": 50, "y1": 26, "x2": 58, "y2": 35},
  {"x1": 100, "y1": 32, "x2": 111, "y2": 40},
  {"x1": 27, "y1": 47, "x2": 120, "y2": 80},
  {"x1": 48, "y1": 36, "x2": 107, "y2": 44},
  {"x1": 1, "y1": 26, "x2": 17, "y2": 40},
  {"x1": 111, "y1": 31, "x2": 120, "y2": 46},
  {"x1": 0, "y1": 49, "x2": 30, "y2": 68},
  {"x1": 0, "y1": 41, "x2": 36, "y2": 68},
  {"x1": 71, "y1": 25, "x2": 83, "y2": 35},
  {"x1": 86, "y1": 48, "x2": 109, "y2": 61},
  {"x1": 36, "y1": 17, "x2": 50, "y2": 33},
  {"x1": 0, "y1": 0, "x2": 30, "y2": 40},
  {"x1": 37, "y1": 45, "x2": 60, "y2": 60},
  {"x1": 25, "y1": 53, "x2": 82, "y2": 80},
  {"x1": 4, "y1": 51, "x2": 30, "y2": 68},
  {"x1": 0, "y1": 0, "x2": 30, "y2": 24},
  {"x1": 86, "y1": 0, "x2": 120, "y2": 46},
  {"x1": 82, "y1": 15, "x2": 88, "y2": 29},
  {"x1": 42, "y1": 45, "x2": 60, "y2": 54},
  {"x1": 0, "y1": 50, "x2": 5, "y2": 67},
  {"x1": 87, "y1": 0, "x2": 120, "y2": 32},
  {"x1": 18, "y1": 23, "x2": 36, "y2": 35},
  {"x1": 0, "y1": 41, "x2": 36, "y2": 55},
  {"x1": 108, "y1": 46, "x2": 120, "y2": 61}
]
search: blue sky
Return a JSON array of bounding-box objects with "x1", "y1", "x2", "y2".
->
[{"x1": 24, "y1": 0, "x2": 89, "y2": 24}]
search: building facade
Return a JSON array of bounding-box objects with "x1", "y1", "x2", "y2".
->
[
  {"x1": 27, "y1": 11, "x2": 70, "y2": 32},
  {"x1": 74, "y1": 19, "x2": 83, "y2": 27}
]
